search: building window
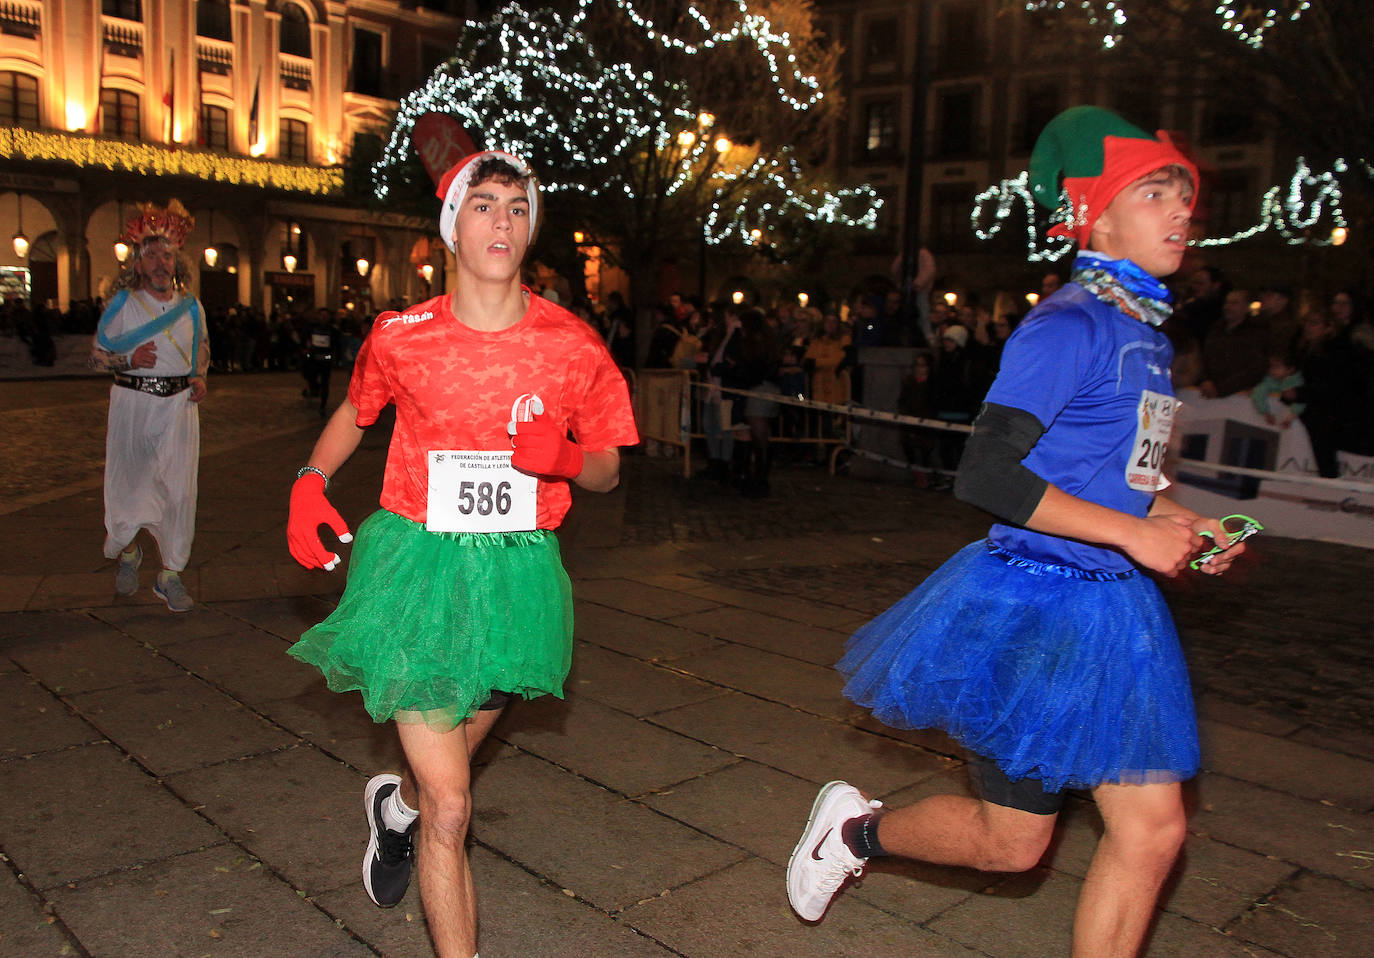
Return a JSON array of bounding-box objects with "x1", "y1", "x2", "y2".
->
[
  {"x1": 102, "y1": 0, "x2": 142, "y2": 21},
  {"x1": 930, "y1": 182, "x2": 977, "y2": 251},
  {"x1": 280, "y1": 118, "x2": 309, "y2": 163},
  {"x1": 280, "y1": 3, "x2": 311, "y2": 58},
  {"x1": 937, "y1": 2, "x2": 984, "y2": 70},
  {"x1": 195, "y1": 0, "x2": 231, "y2": 41},
  {"x1": 101, "y1": 88, "x2": 141, "y2": 141},
  {"x1": 1017, "y1": 82, "x2": 1060, "y2": 154},
  {"x1": 862, "y1": 17, "x2": 900, "y2": 76},
  {"x1": 863, "y1": 101, "x2": 898, "y2": 159},
  {"x1": 933, "y1": 88, "x2": 980, "y2": 157},
  {"x1": 0, "y1": 72, "x2": 40, "y2": 130},
  {"x1": 351, "y1": 28, "x2": 384, "y2": 97},
  {"x1": 200, "y1": 103, "x2": 229, "y2": 150}
]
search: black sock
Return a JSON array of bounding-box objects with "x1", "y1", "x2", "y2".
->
[{"x1": 841, "y1": 812, "x2": 886, "y2": 859}]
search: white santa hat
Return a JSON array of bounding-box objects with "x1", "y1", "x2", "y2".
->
[{"x1": 435, "y1": 150, "x2": 541, "y2": 254}]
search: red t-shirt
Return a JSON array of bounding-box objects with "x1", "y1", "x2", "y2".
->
[{"x1": 348, "y1": 291, "x2": 638, "y2": 529}]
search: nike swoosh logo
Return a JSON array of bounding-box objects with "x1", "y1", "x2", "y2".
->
[{"x1": 810, "y1": 827, "x2": 832, "y2": 860}]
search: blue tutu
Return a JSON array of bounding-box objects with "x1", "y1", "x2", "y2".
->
[{"x1": 839, "y1": 540, "x2": 1199, "y2": 792}]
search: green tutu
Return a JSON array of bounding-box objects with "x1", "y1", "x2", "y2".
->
[{"x1": 288, "y1": 509, "x2": 573, "y2": 729}]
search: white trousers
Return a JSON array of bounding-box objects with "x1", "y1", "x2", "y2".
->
[{"x1": 102, "y1": 386, "x2": 200, "y2": 571}]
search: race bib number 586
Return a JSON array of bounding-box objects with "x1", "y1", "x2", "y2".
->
[
  {"x1": 426, "y1": 450, "x2": 537, "y2": 533},
  {"x1": 1126, "y1": 390, "x2": 1176, "y2": 492}
]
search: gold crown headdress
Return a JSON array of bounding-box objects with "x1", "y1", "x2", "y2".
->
[{"x1": 119, "y1": 199, "x2": 194, "y2": 250}]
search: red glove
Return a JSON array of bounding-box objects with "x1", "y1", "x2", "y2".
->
[
  {"x1": 287, "y1": 472, "x2": 353, "y2": 571},
  {"x1": 511, "y1": 414, "x2": 584, "y2": 479}
]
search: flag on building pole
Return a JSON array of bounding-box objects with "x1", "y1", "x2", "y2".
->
[
  {"x1": 247, "y1": 69, "x2": 261, "y2": 151},
  {"x1": 162, "y1": 49, "x2": 176, "y2": 144}
]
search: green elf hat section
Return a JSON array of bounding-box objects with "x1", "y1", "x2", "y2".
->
[{"x1": 1029, "y1": 106, "x2": 1198, "y2": 248}]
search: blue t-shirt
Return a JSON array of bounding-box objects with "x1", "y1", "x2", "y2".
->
[{"x1": 984, "y1": 284, "x2": 1175, "y2": 574}]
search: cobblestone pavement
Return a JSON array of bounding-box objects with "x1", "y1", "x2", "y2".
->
[
  {"x1": 7, "y1": 373, "x2": 1372, "y2": 743},
  {"x1": 2, "y1": 372, "x2": 1372, "y2": 958}
]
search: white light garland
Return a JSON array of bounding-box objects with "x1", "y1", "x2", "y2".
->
[
  {"x1": 373, "y1": 1, "x2": 877, "y2": 249},
  {"x1": 1022, "y1": 0, "x2": 1309, "y2": 50},
  {"x1": 973, "y1": 157, "x2": 1353, "y2": 260},
  {"x1": 970, "y1": 171, "x2": 1074, "y2": 262},
  {"x1": 1194, "y1": 156, "x2": 1349, "y2": 247}
]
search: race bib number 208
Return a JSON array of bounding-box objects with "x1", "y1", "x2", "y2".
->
[{"x1": 1126, "y1": 390, "x2": 1176, "y2": 492}]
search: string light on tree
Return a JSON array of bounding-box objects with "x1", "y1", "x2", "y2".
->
[
  {"x1": 1214, "y1": 0, "x2": 1310, "y2": 49},
  {"x1": 374, "y1": 0, "x2": 879, "y2": 251},
  {"x1": 1022, "y1": 0, "x2": 1309, "y2": 50}
]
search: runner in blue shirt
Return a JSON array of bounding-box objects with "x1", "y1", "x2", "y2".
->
[{"x1": 786, "y1": 106, "x2": 1251, "y2": 958}]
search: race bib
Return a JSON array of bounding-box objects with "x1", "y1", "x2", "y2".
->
[
  {"x1": 1126, "y1": 390, "x2": 1176, "y2": 492},
  {"x1": 426, "y1": 450, "x2": 538, "y2": 533}
]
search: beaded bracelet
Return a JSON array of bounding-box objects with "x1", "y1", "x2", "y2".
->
[{"x1": 296, "y1": 465, "x2": 329, "y2": 488}]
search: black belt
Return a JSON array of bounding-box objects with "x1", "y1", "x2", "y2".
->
[{"x1": 113, "y1": 374, "x2": 191, "y2": 397}]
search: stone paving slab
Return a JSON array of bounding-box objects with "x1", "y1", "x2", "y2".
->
[
  {"x1": 89, "y1": 603, "x2": 246, "y2": 647},
  {"x1": 573, "y1": 600, "x2": 724, "y2": 662},
  {"x1": 5, "y1": 628, "x2": 186, "y2": 695},
  {"x1": 0, "y1": 743, "x2": 225, "y2": 889},
  {"x1": 632, "y1": 571, "x2": 863, "y2": 629},
  {"x1": 651, "y1": 692, "x2": 949, "y2": 795},
  {"x1": 48, "y1": 844, "x2": 371, "y2": 958},
  {"x1": 574, "y1": 577, "x2": 723, "y2": 620},
  {"x1": 67, "y1": 674, "x2": 297, "y2": 777},
  {"x1": 0, "y1": 671, "x2": 102, "y2": 757},
  {"x1": 260, "y1": 683, "x2": 408, "y2": 774},
  {"x1": 166, "y1": 746, "x2": 364, "y2": 895},
  {"x1": 470, "y1": 752, "x2": 748, "y2": 914},
  {"x1": 1190, "y1": 773, "x2": 1374, "y2": 887},
  {"x1": 668, "y1": 641, "x2": 854, "y2": 719},
  {"x1": 620, "y1": 856, "x2": 984, "y2": 958},
  {"x1": 494, "y1": 693, "x2": 737, "y2": 797},
  {"x1": 1199, "y1": 719, "x2": 1374, "y2": 811},
  {"x1": 666, "y1": 605, "x2": 851, "y2": 668},
  {"x1": 0, "y1": 866, "x2": 73, "y2": 957},
  {"x1": 1227, "y1": 870, "x2": 1374, "y2": 958},
  {"x1": 156, "y1": 628, "x2": 321, "y2": 707},
  {"x1": 565, "y1": 641, "x2": 729, "y2": 717}
]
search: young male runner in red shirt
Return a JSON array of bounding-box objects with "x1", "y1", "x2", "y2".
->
[{"x1": 287, "y1": 150, "x2": 638, "y2": 958}]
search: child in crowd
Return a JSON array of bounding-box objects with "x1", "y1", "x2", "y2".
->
[{"x1": 1250, "y1": 352, "x2": 1305, "y2": 428}]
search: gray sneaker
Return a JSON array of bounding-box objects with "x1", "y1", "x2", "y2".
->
[
  {"x1": 153, "y1": 571, "x2": 194, "y2": 613},
  {"x1": 115, "y1": 545, "x2": 142, "y2": 596}
]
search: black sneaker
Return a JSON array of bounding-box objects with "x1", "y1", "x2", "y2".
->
[{"x1": 362, "y1": 773, "x2": 415, "y2": 907}]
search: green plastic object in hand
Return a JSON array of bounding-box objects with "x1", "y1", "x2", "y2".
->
[{"x1": 1190, "y1": 514, "x2": 1263, "y2": 571}]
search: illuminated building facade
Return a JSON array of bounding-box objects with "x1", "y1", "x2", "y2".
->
[
  {"x1": 815, "y1": 0, "x2": 1294, "y2": 301},
  {"x1": 0, "y1": 0, "x2": 467, "y2": 313}
]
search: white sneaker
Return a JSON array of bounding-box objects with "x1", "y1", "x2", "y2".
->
[
  {"x1": 115, "y1": 545, "x2": 142, "y2": 596},
  {"x1": 786, "y1": 781, "x2": 882, "y2": 922},
  {"x1": 153, "y1": 571, "x2": 194, "y2": 613}
]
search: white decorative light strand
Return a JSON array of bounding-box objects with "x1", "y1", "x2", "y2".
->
[
  {"x1": 602, "y1": 0, "x2": 824, "y2": 111},
  {"x1": 974, "y1": 159, "x2": 1352, "y2": 260},
  {"x1": 970, "y1": 171, "x2": 1074, "y2": 263},
  {"x1": 1194, "y1": 156, "x2": 1349, "y2": 248},
  {"x1": 1023, "y1": 0, "x2": 1309, "y2": 50},
  {"x1": 372, "y1": 1, "x2": 878, "y2": 248}
]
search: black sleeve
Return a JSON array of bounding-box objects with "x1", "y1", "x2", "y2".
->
[{"x1": 953, "y1": 402, "x2": 1050, "y2": 526}]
